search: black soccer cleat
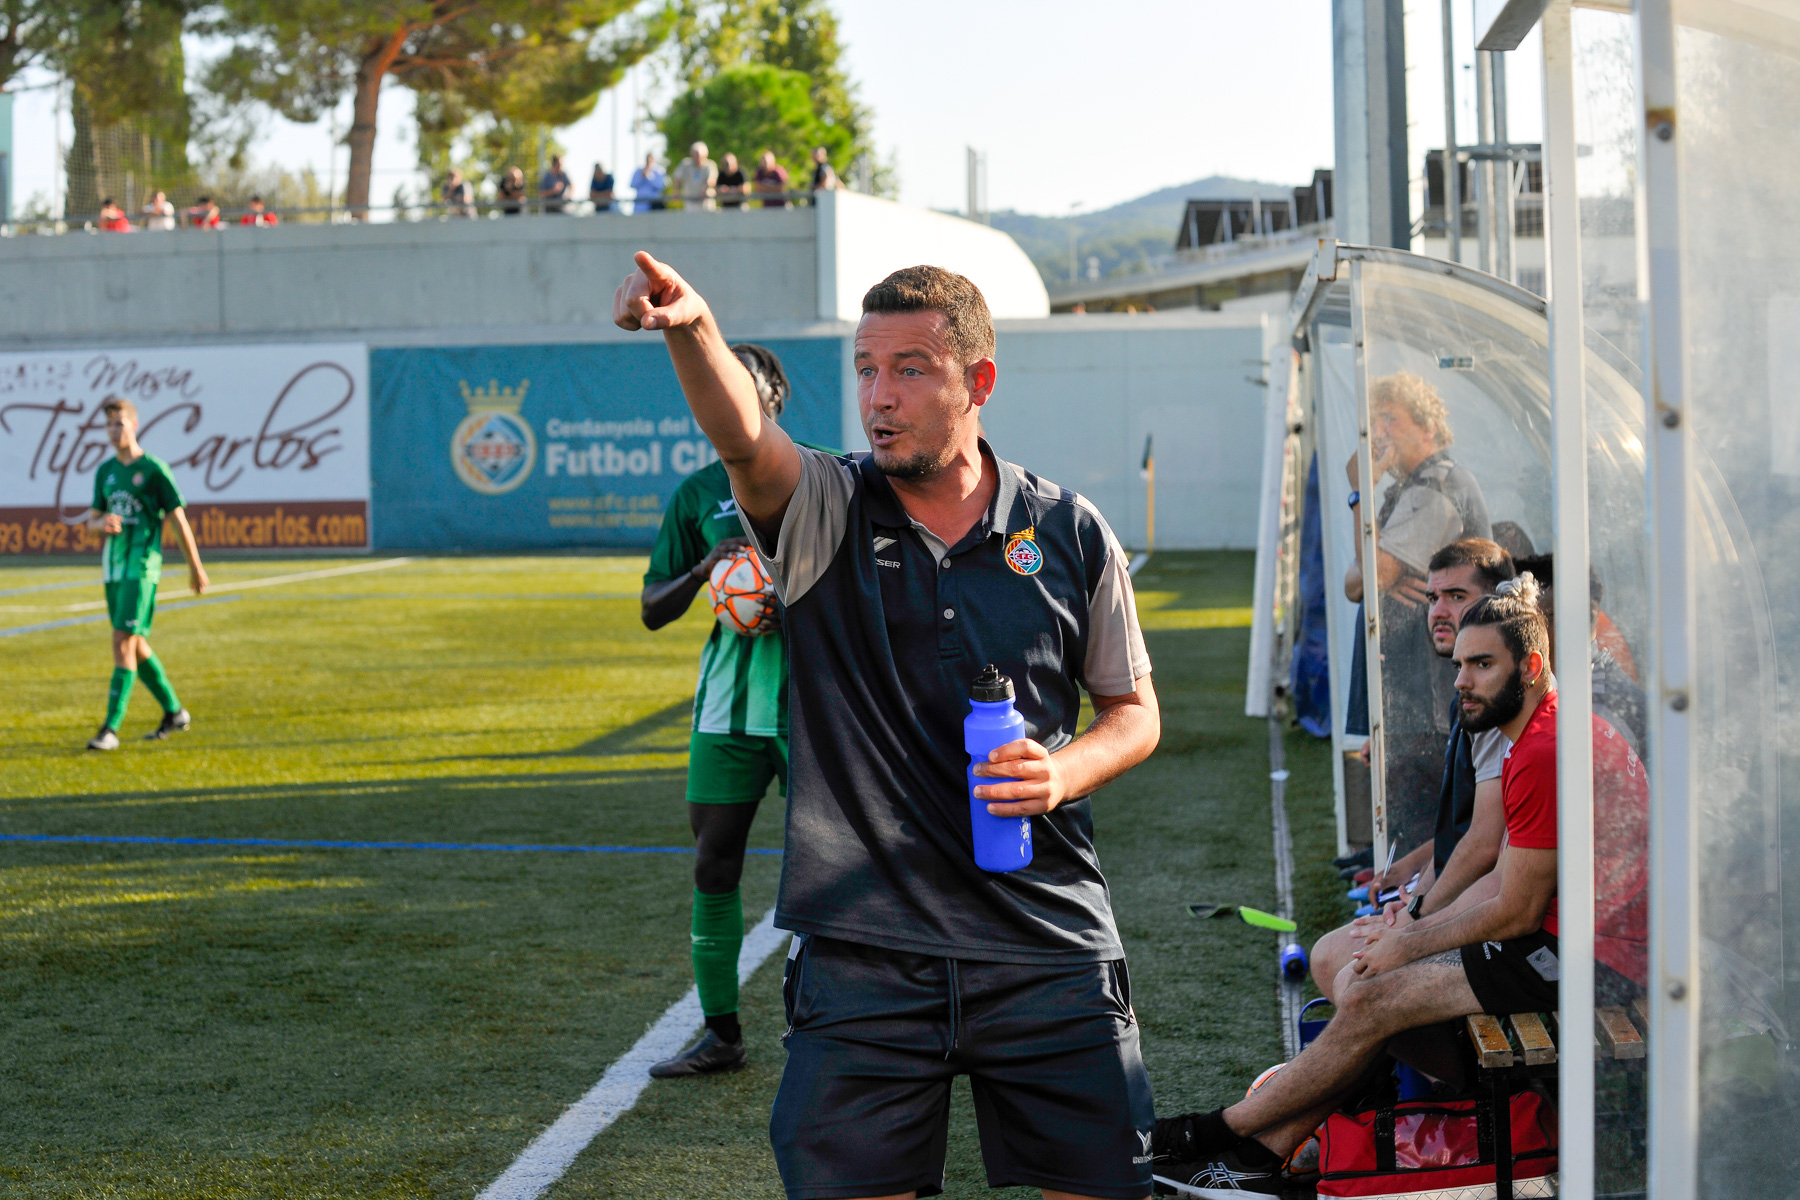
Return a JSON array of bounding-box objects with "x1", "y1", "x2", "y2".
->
[
  {"x1": 87, "y1": 726, "x2": 120, "y2": 752},
  {"x1": 1152, "y1": 1145, "x2": 1282, "y2": 1195},
  {"x1": 144, "y1": 709, "x2": 191, "y2": 741},
  {"x1": 1152, "y1": 1109, "x2": 1236, "y2": 1165},
  {"x1": 648, "y1": 1029, "x2": 747, "y2": 1078}
]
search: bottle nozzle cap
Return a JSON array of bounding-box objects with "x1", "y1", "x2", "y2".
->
[{"x1": 971, "y1": 663, "x2": 1014, "y2": 702}]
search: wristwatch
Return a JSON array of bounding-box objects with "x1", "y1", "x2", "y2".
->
[
  {"x1": 1406, "y1": 894, "x2": 1426, "y2": 921},
  {"x1": 1347, "y1": 489, "x2": 1361, "y2": 509}
]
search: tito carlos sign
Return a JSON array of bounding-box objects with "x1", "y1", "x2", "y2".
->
[
  {"x1": 370, "y1": 339, "x2": 841, "y2": 550},
  {"x1": 0, "y1": 343, "x2": 370, "y2": 556}
]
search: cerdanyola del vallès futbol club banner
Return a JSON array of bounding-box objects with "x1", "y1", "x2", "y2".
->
[
  {"x1": 369, "y1": 339, "x2": 842, "y2": 550},
  {"x1": 0, "y1": 343, "x2": 371, "y2": 556}
]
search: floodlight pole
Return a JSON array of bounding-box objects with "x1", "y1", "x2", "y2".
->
[
  {"x1": 1440, "y1": 0, "x2": 1463, "y2": 264},
  {"x1": 1475, "y1": 44, "x2": 1496, "y2": 274},
  {"x1": 1541, "y1": 4, "x2": 1596, "y2": 1196},
  {"x1": 1636, "y1": 2, "x2": 1702, "y2": 1198}
]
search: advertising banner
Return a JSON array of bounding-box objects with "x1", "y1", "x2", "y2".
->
[
  {"x1": 0, "y1": 342, "x2": 371, "y2": 555},
  {"x1": 369, "y1": 338, "x2": 843, "y2": 550}
]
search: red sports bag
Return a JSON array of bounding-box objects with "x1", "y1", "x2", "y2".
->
[{"x1": 1316, "y1": 1091, "x2": 1558, "y2": 1199}]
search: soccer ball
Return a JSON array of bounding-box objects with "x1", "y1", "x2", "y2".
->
[{"x1": 708, "y1": 547, "x2": 777, "y2": 637}]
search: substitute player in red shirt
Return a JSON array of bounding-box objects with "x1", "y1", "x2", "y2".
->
[{"x1": 1151, "y1": 575, "x2": 1647, "y2": 1194}]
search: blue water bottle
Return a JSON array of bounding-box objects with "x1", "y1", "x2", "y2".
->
[{"x1": 966, "y1": 664, "x2": 1033, "y2": 873}]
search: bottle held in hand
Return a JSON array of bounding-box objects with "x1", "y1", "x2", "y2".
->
[{"x1": 965, "y1": 663, "x2": 1032, "y2": 873}]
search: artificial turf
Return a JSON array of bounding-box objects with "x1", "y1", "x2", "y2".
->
[{"x1": 0, "y1": 551, "x2": 1339, "y2": 1199}]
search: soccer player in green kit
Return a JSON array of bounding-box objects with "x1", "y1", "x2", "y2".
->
[
  {"x1": 82, "y1": 395, "x2": 209, "y2": 751},
  {"x1": 639, "y1": 343, "x2": 792, "y2": 1077}
]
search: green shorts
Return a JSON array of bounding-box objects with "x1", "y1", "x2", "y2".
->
[
  {"x1": 687, "y1": 730, "x2": 788, "y2": 805},
  {"x1": 104, "y1": 580, "x2": 157, "y2": 635}
]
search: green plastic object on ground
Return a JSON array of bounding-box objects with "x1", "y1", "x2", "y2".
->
[{"x1": 1187, "y1": 903, "x2": 1297, "y2": 932}]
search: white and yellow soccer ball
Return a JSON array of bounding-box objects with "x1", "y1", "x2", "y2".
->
[{"x1": 708, "y1": 546, "x2": 777, "y2": 637}]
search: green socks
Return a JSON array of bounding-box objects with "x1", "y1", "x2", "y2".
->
[
  {"x1": 136, "y1": 654, "x2": 181, "y2": 714},
  {"x1": 104, "y1": 667, "x2": 135, "y2": 730},
  {"x1": 691, "y1": 887, "x2": 745, "y2": 1021}
]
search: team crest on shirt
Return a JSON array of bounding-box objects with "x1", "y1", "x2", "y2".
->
[
  {"x1": 1003, "y1": 527, "x2": 1043, "y2": 576},
  {"x1": 132, "y1": 472, "x2": 144, "y2": 486}
]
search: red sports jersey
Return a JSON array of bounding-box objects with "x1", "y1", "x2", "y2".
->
[{"x1": 1499, "y1": 691, "x2": 1649, "y2": 984}]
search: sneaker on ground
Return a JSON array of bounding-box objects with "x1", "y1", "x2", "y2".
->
[
  {"x1": 144, "y1": 709, "x2": 192, "y2": 741},
  {"x1": 87, "y1": 726, "x2": 121, "y2": 751},
  {"x1": 647, "y1": 1029, "x2": 746, "y2": 1078},
  {"x1": 1152, "y1": 1146, "x2": 1281, "y2": 1195}
]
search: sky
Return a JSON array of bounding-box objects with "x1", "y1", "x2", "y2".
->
[{"x1": 10, "y1": 0, "x2": 1545, "y2": 221}]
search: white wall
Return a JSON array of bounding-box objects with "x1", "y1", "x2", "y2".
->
[
  {"x1": 818, "y1": 191, "x2": 1049, "y2": 321},
  {"x1": 982, "y1": 311, "x2": 1274, "y2": 549}
]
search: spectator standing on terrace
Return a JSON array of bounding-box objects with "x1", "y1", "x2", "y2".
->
[
  {"x1": 672, "y1": 142, "x2": 718, "y2": 210},
  {"x1": 497, "y1": 167, "x2": 527, "y2": 216},
  {"x1": 539, "y1": 154, "x2": 571, "y2": 213},
  {"x1": 98, "y1": 199, "x2": 132, "y2": 232},
  {"x1": 186, "y1": 197, "x2": 220, "y2": 229},
  {"x1": 442, "y1": 169, "x2": 475, "y2": 218},
  {"x1": 716, "y1": 152, "x2": 746, "y2": 209},
  {"x1": 752, "y1": 150, "x2": 789, "y2": 208},
  {"x1": 239, "y1": 196, "x2": 279, "y2": 227},
  {"x1": 589, "y1": 161, "x2": 615, "y2": 212},
  {"x1": 141, "y1": 191, "x2": 175, "y2": 231},
  {"x1": 809, "y1": 145, "x2": 840, "y2": 193},
  {"x1": 630, "y1": 153, "x2": 665, "y2": 213}
]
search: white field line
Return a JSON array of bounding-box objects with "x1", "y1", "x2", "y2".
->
[
  {"x1": 1128, "y1": 551, "x2": 1151, "y2": 577},
  {"x1": 478, "y1": 907, "x2": 789, "y2": 1200},
  {"x1": 54, "y1": 557, "x2": 415, "y2": 612},
  {"x1": 0, "y1": 594, "x2": 240, "y2": 638}
]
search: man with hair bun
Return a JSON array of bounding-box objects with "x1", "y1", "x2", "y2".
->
[
  {"x1": 1153, "y1": 573, "x2": 1648, "y2": 1194},
  {"x1": 616, "y1": 252, "x2": 1161, "y2": 1199}
]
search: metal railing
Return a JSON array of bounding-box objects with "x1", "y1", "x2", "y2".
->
[{"x1": 4, "y1": 191, "x2": 834, "y2": 236}]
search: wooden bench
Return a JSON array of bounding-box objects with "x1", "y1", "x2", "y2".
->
[{"x1": 1462, "y1": 1003, "x2": 1649, "y2": 1199}]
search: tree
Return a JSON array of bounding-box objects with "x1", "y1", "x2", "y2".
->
[
  {"x1": 659, "y1": 63, "x2": 846, "y2": 187},
  {"x1": 201, "y1": 1, "x2": 671, "y2": 218},
  {"x1": 667, "y1": 0, "x2": 889, "y2": 194}
]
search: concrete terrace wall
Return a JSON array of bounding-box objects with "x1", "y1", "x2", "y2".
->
[
  {"x1": 0, "y1": 192, "x2": 1047, "y2": 351},
  {"x1": 984, "y1": 312, "x2": 1277, "y2": 550},
  {"x1": 0, "y1": 208, "x2": 820, "y2": 350}
]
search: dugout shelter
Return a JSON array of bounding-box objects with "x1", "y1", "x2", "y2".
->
[{"x1": 1252, "y1": 2, "x2": 1800, "y2": 1196}]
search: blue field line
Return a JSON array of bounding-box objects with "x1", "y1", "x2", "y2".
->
[
  {"x1": 0, "y1": 593, "x2": 240, "y2": 638},
  {"x1": 0, "y1": 832, "x2": 782, "y2": 855}
]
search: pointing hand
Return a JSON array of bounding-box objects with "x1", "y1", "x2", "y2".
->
[{"x1": 613, "y1": 251, "x2": 708, "y2": 332}]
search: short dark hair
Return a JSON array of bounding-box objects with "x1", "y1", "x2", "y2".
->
[
  {"x1": 1427, "y1": 537, "x2": 1516, "y2": 591},
  {"x1": 729, "y1": 343, "x2": 790, "y2": 419},
  {"x1": 861, "y1": 265, "x2": 996, "y2": 367},
  {"x1": 100, "y1": 394, "x2": 138, "y2": 421},
  {"x1": 1459, "y1": 573, "x2": 1550, "y2": 668}
]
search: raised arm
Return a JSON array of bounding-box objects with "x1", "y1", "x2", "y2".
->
[{"x1": 613, "y1": 252, "x2": 801, "y2": 532}]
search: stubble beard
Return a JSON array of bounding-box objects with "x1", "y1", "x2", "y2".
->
[
  {"x1": 873, "y1": 443, "x2": 954, "y2": 482},
  {"x1": 1460, "y1": 665, "x2": 1527, "y2": 733}
]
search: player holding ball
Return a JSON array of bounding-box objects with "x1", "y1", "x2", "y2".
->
[{"x1": 640, "y1": 342, "x2": 794, "y2": 1078}]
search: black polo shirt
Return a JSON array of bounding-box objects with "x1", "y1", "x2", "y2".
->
[{"x1": 743, "y1": 441, "x2": 1151, "y2": 963}]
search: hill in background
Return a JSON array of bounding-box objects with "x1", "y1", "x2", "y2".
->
[{"x1": 989, "y1": 175, "x2": 1300, "y2": 290}]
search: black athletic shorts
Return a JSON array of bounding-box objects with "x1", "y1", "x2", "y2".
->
[
  {"x1": 770, "y1": 934, "x2": 1156, "y2": 1199},
  {"x1": 1460, "y1": 930, "x2": 1560, "y2": 1014}
]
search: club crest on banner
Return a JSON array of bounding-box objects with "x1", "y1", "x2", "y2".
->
[
  {"x1": 452, "y1": 379, "x2": 535, "y2": 494},
  {"x1": 1003, "y1": 526, "x2": 1043, "y2": 576}
]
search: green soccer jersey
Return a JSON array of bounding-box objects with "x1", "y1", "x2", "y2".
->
[
  {"x1": 646, "y1": 460, "x2": 788, "y2": 738},
  {"x1": 92, "y1": 452, "x2": 185, "y2": 584}
]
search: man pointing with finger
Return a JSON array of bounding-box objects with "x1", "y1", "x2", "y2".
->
[{"x1": 616, "y1": 253, "x2": 1161, "y2": 1200}]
